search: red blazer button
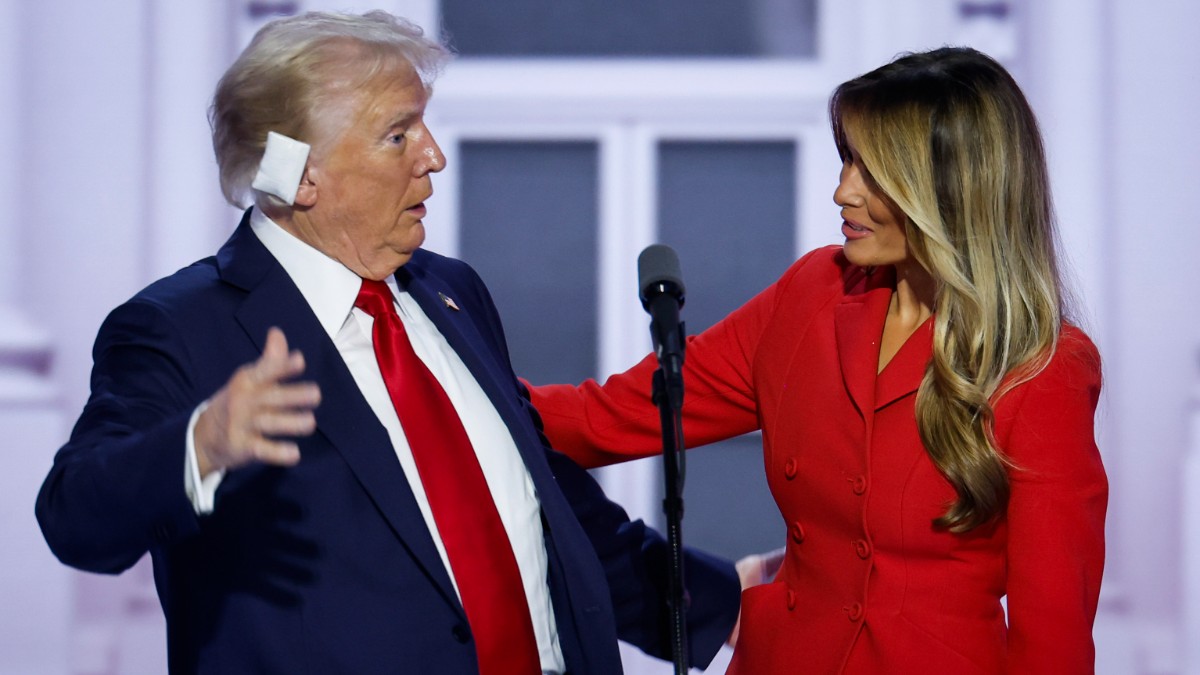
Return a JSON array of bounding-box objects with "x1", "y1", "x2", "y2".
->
[
  {"x1": 790, "y1": 521, "x2": 805, "y2": 544},
  {"x1": 854, "y1": 539, "x2": 871, "y2": 559},
  {"x1": 851, "y1": 475, "x2": 867, "y2": 495},
  {"x1": 784, "y1": 457, "x2": 798, "y2": 479},
  {"x1": 846, "y1": 602, "x2": 864, "y2": 621},
  {"x1": 787, "y1": 589, "x2": 797, "y2": 611}
]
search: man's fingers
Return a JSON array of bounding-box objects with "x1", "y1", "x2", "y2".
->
[
  {"x1": 263, "y1": 326, "x2": 289, "y2": 360},
  {"x1": 250, "y1": 438, "x2": 302, "y2": 467},
  {"x1": 254, "y1": 411, "x2": 318, "y2": 438},
  {"x1": 196, "y1": 329, "x2": 316, "y2": 474},
  {"x1": 252, "y1": 334, "x2": 307, "y2": 384},
  {"x1": 263, "y1": 381, "x2": 322, "y2": 410}
]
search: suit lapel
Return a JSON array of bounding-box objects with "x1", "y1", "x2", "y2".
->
[
  {"x1": 395, "y1": 260, "x2": 607, "y2": 645},
  {"x1": 218, "y1": 218, "x2": 462, "y2": 613},
  {"x1": 397, "y1": 262, "x2": 546, "y2": 472}
]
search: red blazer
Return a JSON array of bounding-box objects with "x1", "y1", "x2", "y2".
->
[{"x1": 530, "y1": 246, "x2": 1107, "y2": 674}]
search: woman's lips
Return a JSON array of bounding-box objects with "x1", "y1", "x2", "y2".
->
[{"x1": 842, "y1": 220, "x2": 871, "y2": 240}]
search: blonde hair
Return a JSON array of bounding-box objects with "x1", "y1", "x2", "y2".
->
[
  {"x1": 831, "y1": 47, "x2": 1064, "y2": 531},
  {"x1": 209, "y1": 10, "x2": 450, "y2": 208}
]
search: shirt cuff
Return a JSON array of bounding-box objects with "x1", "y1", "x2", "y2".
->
[{"x1": 184, "y1": 400, "x2": 225, "y2": 515}]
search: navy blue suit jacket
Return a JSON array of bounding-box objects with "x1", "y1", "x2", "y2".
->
[{"x1": 36, "y1": 213, "x2": 738, "y2": 674}]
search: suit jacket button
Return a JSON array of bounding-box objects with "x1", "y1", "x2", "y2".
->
[
  {"x1": 451, "y1": 624, "x2": 471, "y2": 644},
  {"x1": 786, "y1": 589, "x2": 797, "y2": 611},
  {"x1": 789, "y1": 521, "x2": 805, "y2": 544},
  {"x1": 851, "y1": 475, "x2": 867, "y2": 495},
  {"x1": 783, "y1": 457, "x2": 798, "y2": 479},
  {"x1": 854, "y1": 539, "x2": 871, "y2": 559},
  {"x1": 845, "y1": 602, "x2": 864, "y2": 621}
]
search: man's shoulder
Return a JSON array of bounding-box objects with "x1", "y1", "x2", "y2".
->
[
  {"x1": 84, "y1": 256, "x2": 242, "y2": 364},
  {"x1": 405, "y1": 249, "x2": 490, "y2": 300},
  {"x1": 120, "y1": 256, "x2": 232, "y2": 320},
  {"x1": 408, "y1": 247, "x2": 477, "y2": 281}
]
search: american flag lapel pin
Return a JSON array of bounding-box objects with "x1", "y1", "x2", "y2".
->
[{"x1": 439, "y1": 292, "x2": 460, "y2": 311}]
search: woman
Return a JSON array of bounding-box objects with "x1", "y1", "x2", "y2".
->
[{"x1": 529, "y1": 47, "x2": 1106, "y2": 674}]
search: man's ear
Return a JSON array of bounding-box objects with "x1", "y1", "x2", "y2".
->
[{"x1": 293, "y1": 163, "x2": 318, "y2": 207}]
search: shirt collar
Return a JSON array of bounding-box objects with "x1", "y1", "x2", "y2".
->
[{"x1": 249, "y1": 208, "x2": 388, "y2": 339}]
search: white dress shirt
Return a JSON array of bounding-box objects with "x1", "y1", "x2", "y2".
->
[{"x1": 184, "y1": 209, "x2": 565, "y2": 672}]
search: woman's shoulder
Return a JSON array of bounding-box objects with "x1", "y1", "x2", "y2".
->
[
  {"x1": 710, "y1": 245, "x2": 856, "y2": 344},
  {"x1": 1002, "y1": 323, "x2": 1102, "y2": 419},
  {"x1": 997, "y1": 323, "x2": 1105, "y2": 488},
  {"x1": 1046, "y1": 324, "x2": 1102, "y2": 383}
]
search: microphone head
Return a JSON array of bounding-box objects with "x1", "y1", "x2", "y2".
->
[{"x1": 638, "y1": 244, "x2": 686, "y2": 305}]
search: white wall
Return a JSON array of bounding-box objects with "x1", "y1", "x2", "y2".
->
[
  {"x1": 1104, "y1": 0, "x2": 1200, "y2": 670},
  {"x1": 1, "y1": 0, "x2": 1197, "y2": 673}
]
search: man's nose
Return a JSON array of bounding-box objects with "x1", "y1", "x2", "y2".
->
[{"x1": 416, "y1": 128, "x2": 446, "y2": 175}]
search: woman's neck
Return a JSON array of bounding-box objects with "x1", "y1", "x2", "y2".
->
[
  {"x1": 890, "y1": 260, "x2": 936, "y2": 325},
  {"x1": 877, "y1": 260, "x2": 936, "y2": 373}
]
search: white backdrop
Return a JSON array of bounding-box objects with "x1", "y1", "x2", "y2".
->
[{"x1": 1, "y1": 1, "x2": 1197, "y2": 673}]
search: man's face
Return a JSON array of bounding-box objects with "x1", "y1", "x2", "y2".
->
[{"x1": 301, "y1": 63, "x2": 445, "y2": 280}]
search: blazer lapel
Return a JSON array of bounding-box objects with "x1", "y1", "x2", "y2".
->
[
  {"x1": 833, "y1": 269, "x2": 892, "y2": 420},
  {"x1": 874, "y1": 317, "x2": 933, "y2": 410},
  {"x1": 218, "y1": 217, "x2": 462, "y2": 613}
]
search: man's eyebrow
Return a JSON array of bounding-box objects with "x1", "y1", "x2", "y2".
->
[
  {"x1": 384, "y1": 98, "x2": 427, "y2": 128},
  {"x1": 383, "y1": 107, "x2": 422, "y2": 129}
]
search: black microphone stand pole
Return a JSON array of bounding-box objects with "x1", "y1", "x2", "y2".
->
[{"x1": 646, "y1": 290, "x2": 689, "y2": 675}]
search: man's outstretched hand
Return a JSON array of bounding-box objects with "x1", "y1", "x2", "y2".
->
[{"x1": 195, "y1": 327, "x2": 321, "y2": 477}]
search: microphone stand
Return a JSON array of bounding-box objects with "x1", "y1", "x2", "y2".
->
[{"x1": 646, "y1": 290, "x2": 689, "y2": 675}]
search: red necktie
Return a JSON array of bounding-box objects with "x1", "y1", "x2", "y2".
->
[{"x1": 355, "y1": 279, "x2": 541, "y2": 675}]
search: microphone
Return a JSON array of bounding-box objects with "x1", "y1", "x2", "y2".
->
[
  {"x1": 638, "y1": 244, "x2": 686, "y2": 313},
  {"x1": 638, "y1": 243, "x2": 690, "y2": 671},
  {"x1": 638, "y1": 244, "x2": 686, "y2": 410}
]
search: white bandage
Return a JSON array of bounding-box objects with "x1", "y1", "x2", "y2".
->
[{"x1": 251, "y1": 131, "x2": 311, "y2": 205}]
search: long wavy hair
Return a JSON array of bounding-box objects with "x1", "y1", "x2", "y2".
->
[{"x1": 831, "y1": 47, "x2": 1065, "y2": 532}]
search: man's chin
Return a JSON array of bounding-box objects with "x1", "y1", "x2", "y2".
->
[{"x1": 393, "y1": 250, "x2": 416, "y2": 268}]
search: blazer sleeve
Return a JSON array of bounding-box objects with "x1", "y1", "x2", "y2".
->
[
  {"x1": 527, "y1": 247, "x2": 833, "y2": 468},
  {"x1": 35, "y1": 299, "x2": 203, "y2": 573},
  {"x1": 1001, "y1": 329, "x2": 1107, "y2": 673}
]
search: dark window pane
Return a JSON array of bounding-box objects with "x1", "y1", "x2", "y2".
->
[
  {"x1": 681, "y1": 435, "x2": 784, "y2": 560},
  {"x1": 658, "y1": 141, "x2": 797, "y2": 331},
  {"x1": 657, "y1": 140, "x2": 798, "y2": 559},
  {"x1": 442, "y1": 0, "x2": 817, "y2": 57},
  {"x1": 457, "y1": 141, "x2": 599, "y2": 385}
]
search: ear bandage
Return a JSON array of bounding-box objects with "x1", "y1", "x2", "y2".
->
[{"x1": 251, "y1": 131, "x2": 311, "y2": 205}]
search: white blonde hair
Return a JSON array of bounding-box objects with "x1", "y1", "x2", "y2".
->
[{"x1": 209, "y1": 10, "x2": 450, "y2": 208}]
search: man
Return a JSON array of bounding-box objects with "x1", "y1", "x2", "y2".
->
[{"x1": 36, "y1": 11, "x2": 738, "y2": 674}]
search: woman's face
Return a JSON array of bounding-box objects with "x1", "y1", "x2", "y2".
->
[{"x1": 833, "y1": 142, "x2": 910, "y2": 269}]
